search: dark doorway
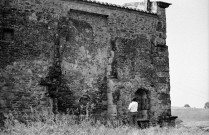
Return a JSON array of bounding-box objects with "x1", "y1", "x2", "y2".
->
[{"x1": 135, "y1": 88, "x2": 150, "y2": 120}]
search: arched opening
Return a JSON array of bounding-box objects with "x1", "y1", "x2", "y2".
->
[
  {"x1": 78, "y1": 95, "x2": 91, "y2": 115},
  {"x1": 135, "y1": 88, "x2": 150, "y2": 120}
]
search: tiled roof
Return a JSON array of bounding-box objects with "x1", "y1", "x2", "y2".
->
[{"x1": 75, "y1": 0, "x2": 157, "y2": 14}]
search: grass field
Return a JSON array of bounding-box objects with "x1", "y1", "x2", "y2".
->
[
  {"x1": 172, "y1": 107, "x2": 209, "y2": 132},
  {"x1": 172, "y1": 107, "x2": 209, "y2": 122},
  {"x1": 0, "y1": 108, "x2": 208, "y2": 135},
  {"x1": 0, "y1": 119, "x2": 208, "y2": 135}
]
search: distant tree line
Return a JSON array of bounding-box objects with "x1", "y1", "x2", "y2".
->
[
  {"x1": 183, "y1": 102, "x2": 209, "y2": 109},
  {"x1": 184, "y1": 104, "x2": 190, "y2": 108},
  {"x1": 204, "y1": 102, "x2": 209, "y2": 109}
]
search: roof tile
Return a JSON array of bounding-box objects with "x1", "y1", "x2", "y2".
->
[{"x1": 77, "y1": 0, "x2": 156, "y2": 15}]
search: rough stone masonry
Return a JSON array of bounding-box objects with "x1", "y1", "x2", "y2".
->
[{"x1": 0, "y1": 0, "x2": 177, "y2": 127}]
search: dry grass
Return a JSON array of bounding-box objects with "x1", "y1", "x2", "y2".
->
[
  {"x1": 0, "y1": 111, "x2": 208, "y2": 135},
  {"x1": 0, "y1": 121, "x2": 207, "y2": 135}
]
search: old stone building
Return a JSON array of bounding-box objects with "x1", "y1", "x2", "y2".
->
[{"x1": 0, "y1": 0, "x2": 177, "y2": 126}]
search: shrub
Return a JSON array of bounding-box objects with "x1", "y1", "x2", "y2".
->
[
  {"x1": 184, "y1": 104, "x2": 190, "y2": 108},
  {"x1": 204, "y1": 102, "x2": 209, "y2": 109}
]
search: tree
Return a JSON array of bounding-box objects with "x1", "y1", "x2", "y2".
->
[
  {"x1": 204, "y1": 102, "x2": 209, "y2": 109},
  {"x1": 184, "y1": 104, "x2": 190, "y2": 108}
]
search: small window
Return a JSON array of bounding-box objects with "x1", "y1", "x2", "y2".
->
[
  {"x1": 1, "y1": 28, "x2": 14, "y2": 41},
  {"x1": 2, "y1": 12, "x2": 10, "y2": 18},
  {"x1": 0, "y1": 0, "x2": 10, "y2": 6},
  {"x1": 4, "y1": 0, "x2": 10, "y2": 7},
  {"x1": 156, "y1": 21, "x2": 162, "y2": 31}
]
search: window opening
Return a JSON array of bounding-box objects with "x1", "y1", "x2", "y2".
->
[{"x1": 1, "y1": 28, "x2": 14, "y2": 41}]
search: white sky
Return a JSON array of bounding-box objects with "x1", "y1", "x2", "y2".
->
[{"x1": 97, "y1": 0, "x2": 209, "y2": 108}]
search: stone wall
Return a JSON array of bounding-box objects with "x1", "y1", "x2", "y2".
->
[
  {"x1": 0, "y1": 0, "x2": 173, "y2": 123},
  {"x1": 0, "y1": 6, "x2": 53, "y2": 123}
]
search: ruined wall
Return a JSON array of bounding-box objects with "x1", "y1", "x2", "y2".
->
[
  {"x1": 0, "y1": 0, "x2": 172, "y2": 122},
  {"x1": 64, "y1": 0, "x2": 171, "y2": 120},
  {"x1": 59, "y1": 10, "x2": 110, "y2": 114},
  {"x1": 0, "y1": 7, "x2": 53, "y2": 122}
]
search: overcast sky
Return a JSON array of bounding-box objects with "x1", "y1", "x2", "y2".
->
[{"x1": 97, "y1": 0, "x2": 209, "y2": 108}]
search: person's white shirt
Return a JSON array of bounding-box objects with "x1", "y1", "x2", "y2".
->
[{"x1": 128, "y1": 101, "x2": 138, "y2": 112}]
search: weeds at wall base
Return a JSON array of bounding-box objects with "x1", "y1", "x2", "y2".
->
[{"x1": 0, "y1": 111, "x2": 208, "y2": 135}]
